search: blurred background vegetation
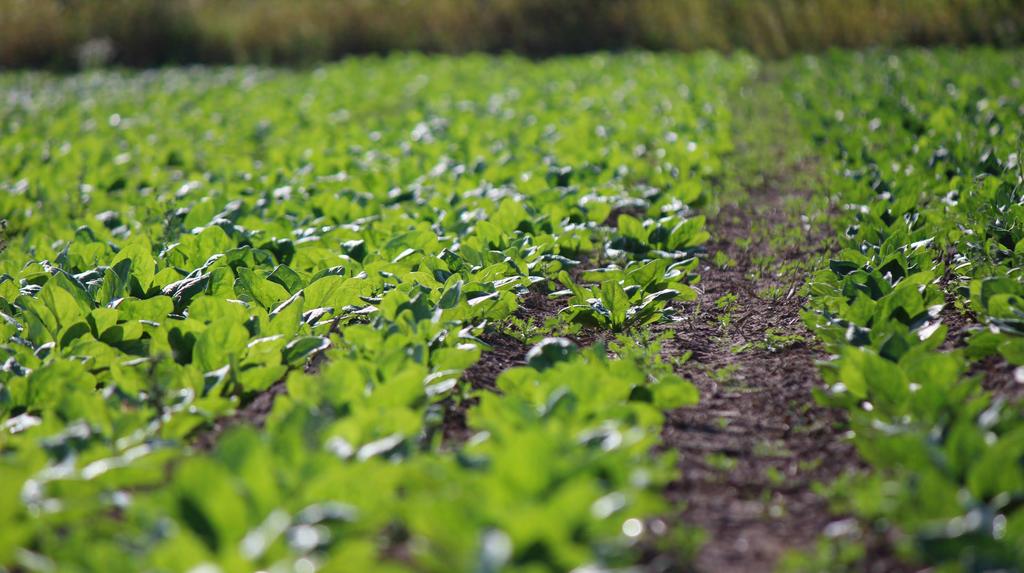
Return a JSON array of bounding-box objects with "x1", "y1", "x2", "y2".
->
[{"x1": 2, "y1": 0, "x2": 1023, "y2": 68}]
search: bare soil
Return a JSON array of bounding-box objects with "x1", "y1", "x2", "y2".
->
[
  {"x1": 191, "y1": 380, "x2": 288, "y2": 451},
  {"x1": 654, "y1": 168, "x2": 909, "y2": 573},
  {"x1": 442, "y1": 330, "x2": 527, "y2": 444},
  {"x1": 441, "y1": 262, "x2": 605, "y2": 445},
  {"x1": 972, "y1": 355, "x2": 1023, "y2": 402}
]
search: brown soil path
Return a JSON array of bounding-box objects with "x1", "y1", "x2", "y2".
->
[{"x1": 655, "y1": 161, "x2": 905, "y2": 572}]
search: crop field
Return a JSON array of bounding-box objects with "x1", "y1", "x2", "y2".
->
[{"x1": 0, "y1": 49, "x2": 1022, "y2": 572}]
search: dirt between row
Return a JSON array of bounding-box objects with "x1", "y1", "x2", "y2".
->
[{"x1": 652, "y1": 168, "x2": 913, "y2": 573}]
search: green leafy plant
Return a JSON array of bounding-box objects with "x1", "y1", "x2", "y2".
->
[
  {"x1": 0, "y1": 53, "x2": 736, "y2": 571},
  {"x1": 554, "y1": 271, "x2": 687, "y2": 332}
]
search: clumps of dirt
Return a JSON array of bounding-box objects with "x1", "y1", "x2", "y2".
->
[
  {"x1": 603, "y1": 205, "x2": 648, "y2": 228},
  {"x1": 656, "y1": 170, "x2": 910, "y2": 572},
  {"x1": 463, "y1": 331, "x2": 528, "y2": 392},
  {"x1": 442, "y1": 331, "x2": 528, "y2": 445},
  {"x1": 442, "y1": 260, "x2": 614, "y2": 446},
  {"x1": 939, "y1": 306, "x2": 977, "y2": 350},
  {"x1": 972, "y1": 355, "x2": 1023, "y2": 402},
  {"x1": 517, "y1": 283, "x2": 570, "y2": 329},
  {"x1": 938, "y1": 251, "x2": 981, "y2": 353},
  {"x1": 441, "y1": 281, "x2": 572, "y2": 445},
  {"x1": 191, "y1": 379, "x2": 289, "y2": 451}
]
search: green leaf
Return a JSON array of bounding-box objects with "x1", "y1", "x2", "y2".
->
[
  {"x1": 651, "y1": 374, "x2": 699, "y2": 409},
  {"x1": 193, "y1": 225, "x2": 235, "y2": 263},
  {"x1": 188, "y1": 296, "x2": 249, "y2": 325},
  {"x1": 601, "y1": 280, "x2": 630, "y2": 327},
  {"x1": 997, "y1": 338, "x2": 1024, "y2": 365},
  {"x1": 96, "y1": 258, "x2": 134, "y2": 306},
  {"x1": 39, "y1": 278, "x2": 85, "y2": 332},
  {"x1": 829, "y1": 260, "x2": 861, "y2": 276},
  {"x1": 50, "y1": 271, "x2": 94, "y2": 315},
  {"x1": 304, "y1": 276, "x2": 353, "y2": 309},
  {"x1": 235, "y1": 267, "x2": 290, "y2": 310},
  {"x1": 282, "y1": 336, "x2": 330, "y2": 365},
  {"x1": 266, "y1": 264, "x2": 304, "y2": 293},
  {"x1": 437, "y1": 280, "x2": 463, "y2": 310},
  {"x1": 118, "y1": 296, "x2": 174, "y2": 322},
  {"x1": 162, "y1": 273, "x2": 212, "y2": 312},
  {"x1": 525, "y1": 337, "x2": 579, "y2": 370},
  {"x1": 111, "y1": 237, "x2": 157, "y2": 293},
  {"x1": 194, "y1": 320, "x2": 249, "y2": 372},
  {"x1": 616, "y1": 214, "x2": 646, "y2": 241},
  {"x1": 836, "y1": 347, "x2": 909, "y2": 410}
]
